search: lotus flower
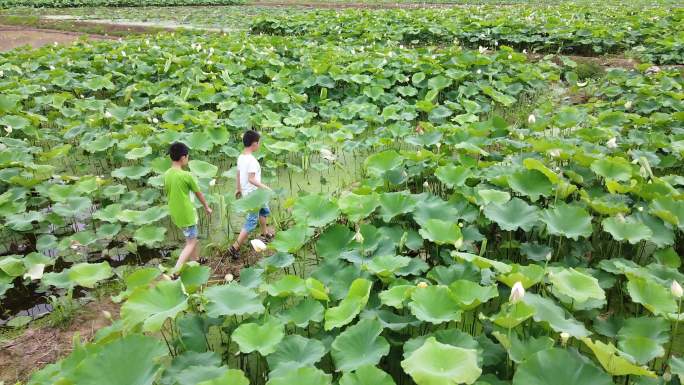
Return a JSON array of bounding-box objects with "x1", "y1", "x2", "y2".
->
[
  {"x1": 250, "y1": 239, "x2": 267, "y2": 253},
  {"x1": 121, "y1": 51, "x2": 126, "y2": 57},
  {"x1": 606, "y1": 137, "x2": 618, "y2": 149},
  {"x1": 508, "y1": 54, "x2": 512, "y2": 60},
  {"x1": 417, "y1": 282, "x2": 428, "y2": 288},
  {"x1": 354, "y1": 230, "x2": 364, "y2": 243},
  {"x1": 49, "y1": 65, "x2": 55, "y2": 70},
  {"x1": 548, "y1": 149, "x2": 561, "y2": 158},
  {"x1": 225, "y1": 273, "x2": 234, "y2": 282},
  {"x1": 672, "y1": 281, "x2": 683, "y2": 298},
  {"x1": 528, "y1": 114, "x2": 536, "y2": 125},
  {"x1": 4, "y1": 125, "x2": 12, "y2": 134},
  {"x1": 560, "y1": 332, "x2": 570, "y2": 345},
  {"x1": 152, "y1": 118, "x2": 159, "y2": 124},
  {"x1": 624, "y1": 101, "x2": 633, "y2": 110},
  {"x1": 509, "y1": 281, "x2": 525, "y2": 303},
  {"x1": 209, "y1": 179, "x2": 216, "y2": 187},
  {"x1": 423, "y1": 181, "x2": 429, "y2": 188},
  {"x1": 0, "y1": 70, "x2": 4, "y2": 77},
  {"x1": 104, "y1": 111, "x2": 112, "y2": 119}
]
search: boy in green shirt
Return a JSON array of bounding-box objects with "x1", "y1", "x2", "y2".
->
[{"x1": 164, "y1": 142, "x2": 212, "y2": 272}]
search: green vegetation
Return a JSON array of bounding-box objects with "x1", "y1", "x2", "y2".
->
[
  {"x1": 1, "y1": 1, "x2": 684, "y2": 384},
  {"x1": 0, "y1": 0, "x2": 243, "y2": 8}
]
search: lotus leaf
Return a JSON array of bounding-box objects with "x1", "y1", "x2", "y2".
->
[
  {"x1": 331, "y1": 318, "x2": 390, "y2": 372},
  {"x1": 409, "y1": 285, "x2": 462, "y2": 324},
  {"x1": 121, "y1": 279, "x2": 188, "y2": 332},
  {"x1": 401, "y1": 337, "x2": 482, "y2": 385},
  {"x1": 512, "y1": 348, "x2": 613, "y2": 385},
  {"x1": 232, "y1": 318, "x2": 284, "y2": 355}
]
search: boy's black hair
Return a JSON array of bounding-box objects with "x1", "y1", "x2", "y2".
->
[
  {"x1": 243, "y1": 130, "x2": 260, "y2": 147},
  {"x1": 169, "y1": 142, "x2": 189, "y2": 161}
]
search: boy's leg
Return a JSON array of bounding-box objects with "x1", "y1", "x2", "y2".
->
[
  {"x1": 175, "y1": 225, "x2": 198, "y2": 270},
  {"x1": 229, "y1": 212, "x2": 257, "y2": 258},
  {"x1": 258, "y1": 206, "x2": 273, "y2": 238}
]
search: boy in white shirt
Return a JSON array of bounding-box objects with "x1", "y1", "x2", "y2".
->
[{"x1": 228, "y1": 130, "x2": 273, "y2": 259}]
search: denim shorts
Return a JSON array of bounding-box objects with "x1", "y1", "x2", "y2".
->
[
  {"x1": 243, "y1": 205, "x2": 270, "y2": 232},
  {"x1": 182, "y1": 225, "x2": 198, "y2": 239}
]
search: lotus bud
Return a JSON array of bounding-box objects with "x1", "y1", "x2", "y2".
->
[
  {"x1": 508, "y1": 54, "x2": 512, "y2": 60},
  {"x1": 509, "y1": 281, "x2": 525, "y2": 303},
  {"x1": 4, "y1": 125, "x2": 12, "y2": 134},
  {"x1": 104, "y1": 111, "x2": 112, "y2": 119},
  {"x1": 545, "y1": 252, "x2": 552, "y2": 261},
  {"x1": 637, "y1": 206, "x2": 644, "y2": 212},
  {"x1": 528, "y1": 114, "x2": 536, "y2": 125},
  {"x1": 624, "y1": 101, "x2": 632, "y2": 110},
  {"x1": 354, "y1": 230, "x2": 364, "y2": 243},
  {"x1": 436, "y1": 142, "x2": 442, "y2": 149},
  {"x1": 476, "y1": 69, "x2": 482, "y2": 74},
  {"x1": 423, "y1": 181, "x2": 429, "y2": 188},
  {"x1": 207, "y1": 60, "x2": 213, "y2": 65},
  {"x1": 121, "y1": 51, "x2": 126, "y2": 57},
  {"x1": 152, "y1": 118, "x2": 159, "y2": 124},
  {"x1": 548, "y1": 149, "x2": 561, "y2": 158},
  {"x1": 225, "y1": 273, "x2": 234, "y2": 282},
  {"x1": 49, "y1": 65, "x2": 55, "y2": 70},
  {"x1": 250, "y1": 239, "x2": 267, "y2": 253},
  {"x1": 672, "y1": 281, "x2": 683, "y2": 298},
  {"x1": 458, "y1": 222, "x2": 464, "y2": 228},
  {"x1": 102, "y1": 310, "x2": 112, "y2": 320},
  {"x1": 417, "y1": 281, "x2": 428, "y2": 288},
  {"x1": 41, "y1": 86, "x2": 47, "y2": 92},
  {"x1": 209, "y1": 179, "x2": 216, "y2": 187},
  {"x1": 560, "y1": 332, "x2": 570, "y2": 346},
  {"x1": 0, "y1": 70, "x2": 4, "y2": 77},
  {"x1": 606, "y1": 137, "x2": 617, "y2": 149}
]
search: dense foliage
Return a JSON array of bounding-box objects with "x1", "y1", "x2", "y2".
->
[
  {"x1": 1, "y1": 2, "x2": 684, "y2": 385},
  {"x1": 0, "y1": 0, "x2": 243, "y2": 8}
]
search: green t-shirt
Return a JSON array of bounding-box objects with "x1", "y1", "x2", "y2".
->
[{"x1": 164, "y1": 167, "x2": 200, "y2": 228}]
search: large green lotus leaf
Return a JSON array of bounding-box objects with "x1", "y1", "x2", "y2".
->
[
  {"x1": 278, "y1": 298, "x2": 325, "y2": 327},
  {"x1": 306, "y1": 278, "x2": 330, "y2": 301},
  {"x1": 365, "y1": 255, "x2": 411, "y2": 278},
  {"x1": 316, "y1": 224, "x2": 353, "y2": 259},
  {"x1": 112, "y1": 267, "x2": 161, "y2": 303},
  {"x1": 435, "y1": 165, "x2": 472, "y2": 188},
  {"x1": 591, "y1": 157, "x2": 633, "y2": 182},
  {"x1": 492, "y1": 332, "x2": 554, "y2": 364},
  {"x1": 331, "y1": 318, "x2": 390, "y2": 372},
  {"x1": 379, "y1": 285, "x2": 415, "y2": 309},
  {"x1": 267, "y1": 335, "x2": 326, "y2": 377},
  {"x1": 125, "y1": 146, "x2": 152, "y2": 160},
  {"x1": 111, "y1": 165, "x2": 151, "y2": 180},
  {"x1": 378, "y1": 192, "x2": 418, "y2": 222},
  {"x1": 617, "y1": 317, "x2": 669, "y2": 364},
  {"x1": 204, "y1": 283, "x2": 264, "y2": 317},
  {"x1": 364, "y1": 150, "x2": 404, "y2": 176},
  {"x1": 523, "y1": 293, "x2": 591, "y2": 338},
  {"x1": 338, "y1": 192, "x2": 379, "y2": 222},
  {"x1": 43, "y1": 262, "x2": 113, "y2": 289},
  {"x1": 634, "y1": 212, "x2": 674, "y2": 248},
  {"x1": 232, "y1": 318, "x2": 284, "y2": 355},
  {"x1": 490, "y1": 302, "x2": 535, "y2": 329},
  {"x1": 175, "y1": 366, "x2": 227, "y2": 385},
  {"x1": 179, "y1": 264, "x2": 210, "y2": 293},
  {"x1": 262, "y1": 275, "x2": 307, "y2": 297},
  {"x1": 427, "y1": 265, "x2": 480, "y2": 286},
  {"x1": 0, "y1": 256, "x2": 24, "y2": 277},
  {"x1": 581, "y1": 338, "x2": 656, "y2": 377},
  {"x1": 507, "y1": 169, "x2": 552, "y2": 202},
  {"x1": 134, "y1": 225, "x2": 166, "y2": 247},
  {"x1": 452, "y1": 252, "x2": 511, "y2": 274},
  {"x1": 549, "y1": 267, "x2": 605, "y2": 304},
  {"x1": 271, "y1": 225, "x2": 313, "y2": 253},
  {"x1": 497, "y1": 264, "x2": 545, "y2": 289},
  {"x1": 540, "y1": 204, "x2": 593, "y2": 240},
  {"x1": 117, "y1": 206, "x2": 168, "y2": 225},
  {"x1": 512, "y1": 348, "x2": 613, "y2": 385},
  {"x1": 649, "y1": 197, "x2": 684, "y2": 230},
  {"x1": 626, "y1": 276, "x2": 677, "y2": 315},
  {"x1": 411, "y1": 194, "x2": 464, "y2": 227},
  {"x1": 232, "y1": 188, "x2": 274, "y2": 213},
  {"x1": 477, "y1": 189, "x2": 511, "y2": 205},
  {"x1": 523, "y1": 158, "x2": 560, "y2": 184},
  {"x1": 403, "y1": 329, "x2": 480, "y2": 361},
  {"x1": 53, "y1": 196, "x2": 92, "y2": 217},
  {"x1": 47, "y1": 184, "x2": 78, "y2": 202},
  {"x1": 483, "y1": 198, "x2": 539, "y2": 232},
  {"x1": 121, "y1": 279, "x2": 188, "y2": 332},
  {"x1": 418, "y1": 219, "x2": 463, "y2": 246},
  {"x1": 259, "y1": 253, "x2": 294, "y2": 272},
  {"x1": 6, "y1": 211, "x2": 44, "y2": 231},
  {"x1": 448, "y1": 280, "x2": 498, "y2": 310},
  {"x1": 670, "y1": 356, "x2": 684, "y2": 383},
  {"x1": 188, "y1": 160, "x2": 218, "y2": 179},
  {"x1": 401, "y1": 337, "x2": 481, "y2": 385},
  {"x1": 197, "y1": 369, "x2": 250, "y2": 385},
  {"x1": 602, "y1": 216, "x2": 653, "y2": 244},
  {"x1": 292, "y1": 194, "x2": 340, "y2": 228},
  {"x1": 409, "y1": 285, "x2": 462, "y2": 324},
  {"x1": 266, "y1": 367, "x2": 331, "y2": 385},
  {"x1": 339, "y1": 365, "x2": 396, "y2": 385},
  {"x1": 324, "y1": 278, "x2": 372, "y2": 330},
  {"x1": 68, "y1": 334, "x2": 167, "y2": 385}
]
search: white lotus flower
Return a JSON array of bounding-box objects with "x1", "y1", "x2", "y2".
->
[
  {"x1": 320, "y1": 148, "x2": 336, "y2": 162},
  {"x1": 104, "y1": 111, "x2": 112, "y2": 119},
  {"x1": 423, "y1": 181, "x2": 429, "y2": 188},
  {"x1": 250, "y1": 239, "x2": 267, "y2": 253},
  {"x1": 508, "y1": 54, "x2": 512, "y2": 60},
  {"x1": 560, "y1": 332, "x2": 570, "y2": 345},
  {"x1": 509, "y1": 281, "x2": 525, "y2": 303},
  {"x1": 638, "y1": 206, "x2": 644, "y2": 212},
  {"x1": 435, "y1": 142, "x2": 442, "y2": 149},
  {"x1": 606, "y1": 137, "x2": 618, "y2": 149},
  {"x1": 24, "y1": 264, "x2": 45, "y2": 280},
  {"x1": 41, "y1": 86, "x2": 46, "y2": 91},
  {"x1": 49, "y1": 65, "x2": 55, "y2": 70},
  {"x1": 0, "y1": 70, "x2": 4, "y2": 77},
  {"x1": 4, "y1": 125, "x2": 12, "y2": 134},
  {"x1": 494, "y1": 40, "x2": 499, "y2": 46},
  {"x1": 476, "y1": 69, "x2": 482, "y2": 74},
  {"x1": 152, "y1": 117, "x2": 159, "y2": 124},
  {"x1": 624, "y1": 101, "x2": 633, "y2": 110},
  {"x1": 548, "y1": 149, "x2": 561, "y2": 158},
  {"x1": 209, "y1": 179, "x2": 216, "y2": 187},
  {"x1": 417, "y1": 281, "x2": 428, "y2": 288},
  {"x1": 354, "y1": 230, "x2": 364, "y2": 243},
  {"x1": 672, "y1": 280, "x2": 683, "y2": 298},
  {"x1": 528, "y1": 114, "x2": 536, "y2": 125},
  {"x1": 458, "y1": 222, "x2": 464, "y2": 228},
  {"x1": 225, "y1": 273, "x2": 234, "y2": 282},
  {"x1": 121, "y1": 51, "x2": 126, "y2": 57},
  {"x1": 206, "y1": 60, "x2": 213, "y2": 65},
  {"x1": 545, "y1": 252, "x2": 552, "y2": 261}
]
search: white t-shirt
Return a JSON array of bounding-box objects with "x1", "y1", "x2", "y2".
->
[{"x1": 237, "y1": 153, "x2": 261, "y2": 195}]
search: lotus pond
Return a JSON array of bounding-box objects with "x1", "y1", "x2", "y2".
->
[{"x1": 1, "y1": 2, "x2": 684, "y2": 384}]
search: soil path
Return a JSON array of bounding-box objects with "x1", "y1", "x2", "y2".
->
[
  {"x1": 0, "y1": 24, "x2": 111, "y2": 51},
  {"x1": 0, "y1": 299, "x2": 120, "y2": 384}
]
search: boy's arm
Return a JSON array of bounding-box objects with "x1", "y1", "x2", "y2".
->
[
  {"x1": 248, "y1": 172, "x2": 270, "y2": 190},
  {"x1": 194, "y1": 191, "x2": 213, "y2": 215},
  {"x1": 235, "y1": 169, "x2": 242, "y2": 199}
]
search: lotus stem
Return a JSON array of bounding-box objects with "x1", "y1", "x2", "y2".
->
[{"x1": 665, "y1": 296, "x2": 682, "y2": 370}]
